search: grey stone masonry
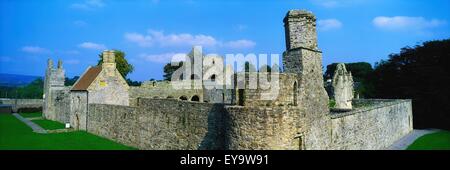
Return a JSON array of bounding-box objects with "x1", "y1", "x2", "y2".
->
[
  {"x1": 284, "y1": 10, "x2": 319, "y2": 51},
  {"x1": 332, "y1": 63, "x2": 354, "y2": 110}
]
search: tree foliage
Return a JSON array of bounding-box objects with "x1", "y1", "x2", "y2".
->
[
  {"x1": 163, "y1": 62, "x2": 183, "y2": 81},
  {"x1": 325, "y1": 62, "x2": 375, "y2": 97},
  {"x1": 370, "y1": 39, "x2": 450, "y2": 130},
  {"x1": 97, "y1": 50, "x2": 134, "y2": 78},
  {"x1": 65, "y1": 76, "x2": 79, "y2": 86},
  {"x1": 0, "y1": 78, "x2": 43, "y2": 99}
]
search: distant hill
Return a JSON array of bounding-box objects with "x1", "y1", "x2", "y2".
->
[{"x1": 0, "y1": 73, "x2": 42, "y2": 87}]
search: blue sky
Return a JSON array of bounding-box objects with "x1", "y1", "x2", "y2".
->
[{"x1": 1, "y1": 0, "x2": 449, "y2": 81}]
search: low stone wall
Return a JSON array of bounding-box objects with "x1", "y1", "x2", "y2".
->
[
  {"x1": 129, "y1": 86, "x2": 203, "y2": 106},
  {"x1": 86, "y1": 98, "x2": 225, "y2": 150},
  {"x1": 0, "y1": 98, "x2": 43, "y2": 112},
  {"x1": 224, "y1": 106, "x2": 303, "y2": 150},
  {"x1": 329, "y1": 99, "x2": 413, "y2": 150}
]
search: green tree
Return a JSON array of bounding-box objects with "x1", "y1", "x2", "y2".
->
[
  {"x1": 163, "y1": 62, "x2": 183, "y2": 81},
  {"x1": 15, "y1": 78, "x2": 43, "y2": 99},
  {"x1": 97, "y1": 50, "x2": 134, "y2": 78},
  {"x1": 371, "y1": 39, "x2": 450, "y2": 130},
  {"x1": 324, "y1": 62, "x2": 375, "y2": 97},
  {"x1": 324, "y1": 62, "x2": 373, "y2": 82},
  {"x1": 65, "y1": 76, "x2": 79, "y2": 86},
  {"x1": 126, "y1": 78, "x2": 142, "y2": 86}
]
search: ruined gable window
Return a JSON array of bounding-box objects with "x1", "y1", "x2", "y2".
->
[
  {"x1": 210, "y1": 74, "x2": 216, "y2": 82},
  {"x1": 179, "y1": 96, "x2": 188, "y2": 101},
  {"x1": 179, "y1": 73, "x2": 184, "y2": 80},
  {"x1": 191, "y1": 95, "x2": 200, "y2": 102}
]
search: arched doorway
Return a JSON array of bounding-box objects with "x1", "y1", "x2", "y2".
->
[
  {"x1": 179, "y1": 96, "x2": 188, "y2": 100},
  {"x1": 191, "y1": 95, "x2": 200, "y2": 102}
]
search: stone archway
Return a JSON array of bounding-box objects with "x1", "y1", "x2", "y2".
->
[
  {"x1": 191, "y1": 95, "x2": 200, "y2": 102},
  {"x1": 179, "y1": 96, "x2": 188, "y2": 101}
]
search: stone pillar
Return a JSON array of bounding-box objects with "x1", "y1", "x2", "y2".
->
[
  {"x1": 43, "y1": 59, "x2": 53, "y2": 118},
  {"x1": 282, "y1": 10, "x2": 331, "y2": 149},
  {"x1": 332, "y1": 63, "x2": 354, "y2": 110}
]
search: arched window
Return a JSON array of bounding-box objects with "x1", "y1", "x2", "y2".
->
[
  {"x1": 293, "y1": 82, "x2": 298, "y2": 106},
  {"x1": 179, "y1": 96, "x2": 188, "y2": 100},
  {"x1": 179, "y1": 73, "x2": 184, "y2": 80},
  {"x1": 191, "y1": 95, "x2": 200, "y2": 102},
  {"x1": 210, "y1": 74, "x2": 216, "y2": 82}
]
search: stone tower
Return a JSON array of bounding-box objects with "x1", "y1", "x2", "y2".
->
[
  {"x1": 43, "y1": 59, "x2": 66, "y2": 120},
  {"x1": 283, "y1": 10, "x2": 318, "y2": 51},
  {"x1": 332, "y1": 63, "x2": 354, "y2": 110},
  {"x1": 282, "y1": 10, "x2": 331, "y2": 149}
]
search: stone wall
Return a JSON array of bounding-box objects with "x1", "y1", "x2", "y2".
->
[
  {"x1": 224, "y1": 106, "x2": 304, "y2": 150},
  {"x1": 232, "y1": 73, "x2": 298, "y2": 107},
  {"x1": 86, "y1": 98, "x2": 225, "y2": 150},
  {"x1": 0, "y1": 98, "x2": 43, "y2": 113},
  {"x1": 70, "y1": 91, "x2": 88, "y2": 130},
  {"x1": 88, "y1": 68, "x2": 129, "y2": 106},
  {"x1": 52, "y1": 89, "x2": 71, "y2": 123},
  {"x1": 129, "y1": 86, "x2": 203, "y2": 105},
  {"x1": 329, "y1": 99, "x2": 413, "y2": 150}
]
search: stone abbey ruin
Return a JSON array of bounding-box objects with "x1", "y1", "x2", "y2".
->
[{"x1": 42, "y1": 10, "x2": 413, "y2": 150}]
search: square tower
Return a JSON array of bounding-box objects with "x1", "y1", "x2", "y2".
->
[{"x1": 283, "y1": 10, "x2": 318, "y2": 51}]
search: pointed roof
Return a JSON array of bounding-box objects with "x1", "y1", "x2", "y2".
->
[{"x1": 71, "y1": 66, "x2": 102, "y2": 91}]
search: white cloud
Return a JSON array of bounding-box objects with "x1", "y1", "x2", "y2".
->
[
  {"x1": 139, "y1": 53, "x2": 187, "y2": 63},
  {"x1": 21, "y1": 46, "x2": 49, "y2": 54},
  {"x1": 373, "y1": 16, "x2": 446, "y2": 31},
  {"x1": 318, "y1": 19, "x2": 343, "y2": 31},
  {"x1": 125, "y1": 29, "x2": 256, "y2": 49},
  {"x1": 78, "y1": 42, "x2": 107, "y2": 50},
  {"x1": 125, "y1": 30, "x2": 218, "y2": 47},
  {"x1": 124, "y1": 32, "x2": 153, "y2": 47},
  {"x1": 224, "y1": 40, "x2": 256, "y2": 49},
  {"x1": 71, "y1": 0, "x2": 105, "y2": 10}
]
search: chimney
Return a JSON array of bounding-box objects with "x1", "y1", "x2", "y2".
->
[{"x1": 102, "y1": 50, "x2": 117, "y2": 76}]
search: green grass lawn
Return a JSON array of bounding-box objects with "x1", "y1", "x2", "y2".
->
[
  {"x1": 0, "y1": 114, "x2": 136, "y2": 150},
  {"x1": 407, "y1": 131, "x2": 450, "y2": 150},
  {"x1": 18, "y1": 112, "x2": 42, "y2": 118},
  {"x1": 32, "y1": 119, "x2": 65, "y2": 130}
]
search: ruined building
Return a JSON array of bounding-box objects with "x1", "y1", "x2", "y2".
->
[
  {"x1": 43, "y1": 10, "x2": 413, "y2": 150},
  {"x1": 332, "y1": 63, "x2": 354, "y2": 110}
]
